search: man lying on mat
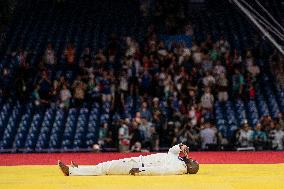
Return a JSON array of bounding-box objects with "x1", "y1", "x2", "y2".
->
[{"x1": 58, "y1": 144, "x2": 199, "y2": 176}]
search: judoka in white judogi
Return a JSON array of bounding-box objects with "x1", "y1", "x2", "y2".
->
[{"x1": 68, "y1": 144, "x2": 189, "y2": 176}]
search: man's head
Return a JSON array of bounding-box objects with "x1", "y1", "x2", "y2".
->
[{"x1": 186, "y1": 158, "x2": 199, "y2": 174}]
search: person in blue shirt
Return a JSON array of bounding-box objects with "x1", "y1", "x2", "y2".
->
[{"x1": 252, "y1": 123, "x2": 267, "y2": 150}]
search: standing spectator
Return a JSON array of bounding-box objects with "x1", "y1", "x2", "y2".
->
[
  {"x1": 64, "y1": 43, "x2": 75, "y2": 64},
  {"x1": 179, "y1": 123, "x2": 200, "y2": 150},
  {"x1": 98, "y1": 123, "x2": 113, "y2": 148},
  {"x1": 119, "y1": 70, "x2": 129, "y2": 100},
  {"x1": 130, "y1": 121, "x2": 143, "y2": 147},
  {"x1": 16, "y1": 49, "x2": 27, "y2": 67},
  {"x1": 201, "y1": 87, "x2": 214, "y2": 112},
  {"x1": 81, "y1": 47, "x2": 93, "y2": 68},
  {"x1": 252, "y1": 123, "x2": 267, "y2": 150},
  {"x1": 216, "y1": 36, "x2": 230, "y2": 54},
  {"x1": 217, "y1": 73, "x2": 229, "y2": 102},
  {"x1": 232, "y1": 69, "x2": 245, "y2": 99},
  {"x1": 247, "y1": 62, "x2": 260, "y2": 78},
  {"x1": 118, "y1": 120, "x2": 130, "y2": 152},
  {"x1": 43, "y1": 43, "x2": 56, "y2": 66},
  {"x1": 140, "y1": 102, "x2": 152, "y2": 121},
  {"x1": 202, "y1": 71, "x2": 215, "y2": 88},
  {"x1": 236, "y1": 124, "x2": 253, "y2": 147},
  {"x1": 139, "y1": 117, "x2": 152, "y2": 149},
  {"x1": 72, "y1": 76, "x2": 87, "y2": 107},
  {"x1": 268, "y1": 123, "x2": 284, "y2": 150},
  {"x1": 200, "y1": 122, "x2": 217, "y2": 150}
]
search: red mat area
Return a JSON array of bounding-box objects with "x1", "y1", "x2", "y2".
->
[{"x1": 1, "y1": 152, "x2": 284, "y2": 165}]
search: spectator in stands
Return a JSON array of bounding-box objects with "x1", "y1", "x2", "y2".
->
[
  {"x1": 252, "y1": 123, "x2": 268, "y2": 150},
  {"x1": 213, "y1": 60, "x2": 226, "y2": 77},
  {"x1": 38, "y1": 73, "x2": 51, "y2": 103},
  {"x1": 59, "y1": 84, "x2": 72, "y2": 109},
  {"x1": 200, "y1": 122, "x2": 217, "y2": 150},
  {"x1": 236, "y1": 123, "x2": 253, "y2": 147},
  {"x1": 72, "y1": 76, "x2": 87, "y2": 107},
  {"x1": 131, "y1": 142, "x2": 143, "y2": 152},
  {"x1": 81, "y1": 47, "x2": 93, "y2": 68},
  {"x1": 98, "y1": 123, "x2": 113, "y2": 148},
  {"x1": 64, "y1": 43, "x2": 75, "y2": 64},
  {"x1": 275, "y1": 113, "x2": 284, "y2": 128},
  {"x1": 268, "y1": 123, "x2": 284, "y2": 150},
  {"x1": 32, "y1": 85, "x2": 42, "y2": 106},
  {"x1": 202, "y1": 71, "x2": 215, "y2": 88},
  {"x1": 232, "y1": 69, "x2": 245, "y2": 99},
  {"x1": 216, "y1": 35, "x2": 230, "y2": 55},
  {"x1": 140, "y1": 102, "x2": 152, "y2": 121},
  {"x1": 179, "y1": 123, "x2": 200, "y2": 150},
  {"x1": 118, "y1": 119, "x2": 130, "y2": 152},
  {"x1": 216, "y1": 73, "x2": 229, "y2": 102},
  {"x1": 43, "y1": 43, "x2": 56, "y2": 66},
  {"x1": 119, "y1": 70, "x2": 129, "y2": 100},
  {"x1": 201, "y1": 87, "x2": 214, "y2": 112},
  {"x1": 94, "y1": 49, "x2": 107, "y2": 68},
  {"x1": 16, "y1": 48, "x2": 27, "y2": 67},
  {"x1": 139, "y1": 117, "x2": 152, "y2": 148},
  {"x1": 247, "y1": 62, "x2": 260, "y2": 78},
  {"x1": 100, "y1": 71, "x2": 112, "y2": 102}
]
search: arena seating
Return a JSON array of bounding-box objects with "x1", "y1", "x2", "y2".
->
[{"x1": 0, "y1": 0, "x2": 283, "y2": 152}]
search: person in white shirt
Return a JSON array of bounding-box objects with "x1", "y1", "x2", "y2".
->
[
  {"x1": 58, "y1": 144, "x2": 199, "y2": 176},
  {"x1": 236, "y1": 124, "x2": 253, "y2": 147},
  {"x1": 200, "y1": 123, "x2": 217, "y2": 149},
  {"x1": 201, "y1": 87, "x2": 214, "y2": 111}
]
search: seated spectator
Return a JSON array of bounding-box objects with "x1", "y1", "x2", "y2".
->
[
  {"x1": 131, "y1": 142, "x2": 143, "y2": 152},
  {"x1": 236, "y1": 123, "x2": 253, "y2": 147},
  {"x1": 32, "y1": 85, "x2": 43, "y2": 106},
  {"x1": 59, "y1": 84, "x2": 72, "y2": 108},
  {"x1": 252, "y1": 123, "x2": 268, "y2": 150}
]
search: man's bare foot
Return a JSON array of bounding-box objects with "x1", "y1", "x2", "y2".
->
[
  {"x1": 58, "y1": 160, "x2": 69, "y2": 176},
  {"x1": 70, "y1": 161, "x2": 78, "y2": 168}
]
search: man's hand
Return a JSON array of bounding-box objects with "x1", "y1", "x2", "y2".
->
[
  {"x1": 179, "y1": 144, "x2": 189, "y2": 158},
  {"x1": 129, "y1": 168, "x2": 141, "y2": 175}
]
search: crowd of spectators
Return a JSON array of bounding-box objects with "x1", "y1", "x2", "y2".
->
[{"x1": 1, "y1": 23, "x2": 284, "y2": 152}]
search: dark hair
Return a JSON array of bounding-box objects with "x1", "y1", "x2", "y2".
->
[{"x1": 186, "y1": 159, "x2": 199, "y2": 174}]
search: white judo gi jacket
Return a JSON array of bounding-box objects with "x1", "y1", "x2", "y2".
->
[{"x1": 69, "y1": 144, "x2": 188, "y2": 176}]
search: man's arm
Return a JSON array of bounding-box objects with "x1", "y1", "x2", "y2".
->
[
  {"x1": 129, "y1": 166, "x2": 184, "y2": 176},
  {"x1": 168, "y1": 144, "x2": 189, "y2": 157}
]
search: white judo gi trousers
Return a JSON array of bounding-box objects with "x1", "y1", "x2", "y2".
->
[{"x1": 69, "y1": 145, "x2": 187, "y2": 176}]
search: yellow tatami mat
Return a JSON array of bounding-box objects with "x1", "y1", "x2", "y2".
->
[{"x1": 0, "y1": 164, "x2": 284, "y2": 189}]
